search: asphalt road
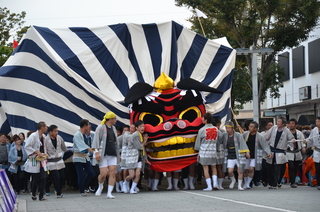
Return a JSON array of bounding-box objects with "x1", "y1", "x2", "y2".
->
[{"x1": 16, "y1": 180, "x2": 319, "y2": 212}]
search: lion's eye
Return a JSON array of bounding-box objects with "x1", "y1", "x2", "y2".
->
[
  {"x1": 179, "y1": 106, "x2": 201, "y2": 123},
  {"x1": 139, "y1": 112, "x2": 163, "y2": 127}
]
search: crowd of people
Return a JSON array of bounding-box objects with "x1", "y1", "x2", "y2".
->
[{"x1": 0, "y1": 113, "x2": 319, "y2": 201}]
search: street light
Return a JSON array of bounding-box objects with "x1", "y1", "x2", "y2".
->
[{"x1": 236, "y1": 47, "x2": 274, "y2": 125}]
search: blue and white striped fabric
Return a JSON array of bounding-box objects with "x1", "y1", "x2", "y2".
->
[{"x1": 0, "y1": 21, "x2": 235, "y2": 141}]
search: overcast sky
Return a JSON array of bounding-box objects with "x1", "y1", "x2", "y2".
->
[{"x1": 1, "y1": 0, "x2": 193, "y2": 29}]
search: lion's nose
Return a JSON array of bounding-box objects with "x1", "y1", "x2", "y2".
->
[
  {"x1": 177, "y1": 120, "x2": 186, "y2": 129},
  {"x1": 163, "y1": 122, "x2": 173, "y2": 131}
]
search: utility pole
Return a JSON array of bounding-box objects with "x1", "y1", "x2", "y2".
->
[{"x1": 236, "y1": 47, "x2": 274, "y2": 125}]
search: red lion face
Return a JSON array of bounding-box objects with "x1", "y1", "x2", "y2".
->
[{"x1": 125, "y1": 73, "x2": 222, "y2": 172}]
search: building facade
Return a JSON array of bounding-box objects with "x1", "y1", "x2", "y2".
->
[{"x1": 266, "y1": 25, "x2": 320, "y2": 126}]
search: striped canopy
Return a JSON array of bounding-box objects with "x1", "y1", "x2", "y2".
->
[{"x1": 0, "y1": 21, "x2": 235, "y2": 142}]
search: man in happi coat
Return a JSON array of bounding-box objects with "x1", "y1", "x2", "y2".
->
[
  {"x1": 219, "y1": 121, "x2": 250, "y2": 191},
  {"x1": 287, "y1": 118, "x2": 305, "y2": 188},
  {"x1": 242, "y1": 121, "x2": 271, "y2": 189},
  {"x1": 194, "y1": 113, "x2": 220, "y2": 191},
  {"x1": 92, "y1": 111, "x2": 120, "y2": 199},
  {"x1": 44, "y1": 125, "x2": 67, "y2": 198},
  {"x1": 305, "y1": 116, "x2": 320, "y2": 190},
  {"x1": 264, "y1": 117, "x2": 295, "y2": 189},
  {"x1": 24, "y1": 122, "x2": 48, "y2": 201},
  {"x1": 73, "y1": 119, "x2": 94, "y2": 197}
]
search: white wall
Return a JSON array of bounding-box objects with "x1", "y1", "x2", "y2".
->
[{"x1": 267, "y1": 24, "x2": 320, "y2": 109}]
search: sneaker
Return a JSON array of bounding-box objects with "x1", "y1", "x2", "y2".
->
[
  {"x1": 89, "y1": 187, "x2": 96, "y2": 193},
  {"x1": 277, "y1": 184, "x2": 282, "y2": 188},
  {"x1": 317, "y1": 186, "x2": 320, "y2": 190},
  {"x1": 39, "y1": 197, "x2": 47, "y2": 201},
  {"x1": 130, "y1": 190, "x2": 137, "y2": 194},
  {"x1": 268, "y1": 186, "x2": 278, "y2": 190},
  {"x1": 56, "y1": 194, "x2": 63, "y2": 198},
  {"x1": 84, "y1": 189, "x2": 90, "y2": 194},
  {"x1": 291, "y1": 184, "x2": 297, "y2": 188},
  {"x1": 80, "y1": 193, "x2": 87, "y2": 197},
  {"x1": 31, "y1": 195, "x2": 37, "y2": 201},
  {"x1": 106, "y1": 194, "x2": 115, "y2": 199},
  {"x1": 45, "y1": 192, "x2": 50, "y2": 196},
  {"x1": 134, "y1": 187, "x2": 140, "y2": 192}
]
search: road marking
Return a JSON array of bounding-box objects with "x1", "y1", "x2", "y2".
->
[{"x1": 182, "y1": 191, "x2": 298, "y2": 212}]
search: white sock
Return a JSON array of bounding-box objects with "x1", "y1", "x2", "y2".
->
[
  {"x1": 244, "y1": 177, "x2": 249, "y2": 187},
  {"x1": 229, "y1": 176, "x2": 236, "y2": 189},
  {"x1": 247, "y1": 177, "x2": 253, "y2": 188},
  {"x1": 95, "y1": 183, "x2": 104, "y2": 196},
  {"x1": 203, "y1": 178, "x2": 212, "y2": 191},
  {"x1": 238, "y1": 180, "x2": 243, "y2": 190},
  {"x1": 126, "y1": 180, "x2": 130, "y2": 191},
  {"x1": 107, "y1": 185, "x2": 114, "y2": 196},
  {"x1": 130, "y1": 182, "x2": 137, "y2": 193},
  {"x1": 212, "y1": 175, "x2": 218, "y2": 188},
  {"x1": 183, "y1": 178, "x2": 189, "y2": 190},
  {"x1": 122, "y1": 181, "x2": 128, "y2": 193},
  {"x1": 218, "y1": 178, "x2": 224, "y2": 190},
  {"x1": 119, "y1": 181, "x2": 123, "y2": 191},
  {"x1": 189, "y1": 176, "x2": 195, "y2": 190},
  {"x1": 173, "y1": 178, "x2": 179, "y2": 190},
  {"x1": 152, "y1": 179, "x2": 159, "y2": 191},
  {"x1": 167, "y1": 177, "x2": 172, "y2": 189},
  {"x1": 115, "y1": 182, "x2": 120, "y2": 192}
]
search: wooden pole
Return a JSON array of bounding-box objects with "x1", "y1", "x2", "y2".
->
[
  {"x1": 197, "y1": 16, "x2": 206, "y2": 37},
  {"x1": 230, "y1": 107, "x2": 244, "y2": 134}
]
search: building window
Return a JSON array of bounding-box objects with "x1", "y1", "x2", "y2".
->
[
  {"x1": 309, "y1": 38, "x2": 320, "y2": 73},
  {"x1": 292, "y1": 46, "x2": 305, "y2": 78},
  {"x1": 278, "y1": 52, "x2": 290, "y2": 82}
]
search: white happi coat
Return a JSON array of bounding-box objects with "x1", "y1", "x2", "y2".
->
[
  {"x1": 307, "y1": 127, "x2": 320, "y2": 163},
  {"x1": 194, "y1": 124, "x2": 219, "y2": 166},
  {"x1": 44, "y1": 135, "x2": 68, "y2": 171},
  {"x1": 125, "y1": 131, "x2": 144, "y2": 169},
  {"x1": 92, "y1": 124, "x2": 120, "y2": 166},
  {"x1": 242, "y1": 131, "x2": 271, "y2": 170},
  {"x1": 216, "y1": 129, "x2": 225, "y2": 165},
  {"x1": 219, "y1": 131, "x2": 249, "y2": 172},
  {"x1": 286, "y1": 130, "x2": 305, "y2": 161},
  {"x1": 120, "y1": 131, "x2": 130, "y2": 168},
  {"x1": 263, "y1": 126, "x2": 294, "y2": 164},
  {"x1": 24, "y1": 131, "x2": 46, "y2": 173}
]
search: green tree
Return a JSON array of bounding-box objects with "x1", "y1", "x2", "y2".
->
[
  {"x1": 0, "y1": 7, "x2": 29, "y2": 66},
  {"x1": 175, "y1": 0, "x2": 320, "y2": 116}
]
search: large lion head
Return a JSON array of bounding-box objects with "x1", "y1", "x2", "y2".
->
[{"x1": 125, "y1": 73, "x2": 222, "y2": 172}]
